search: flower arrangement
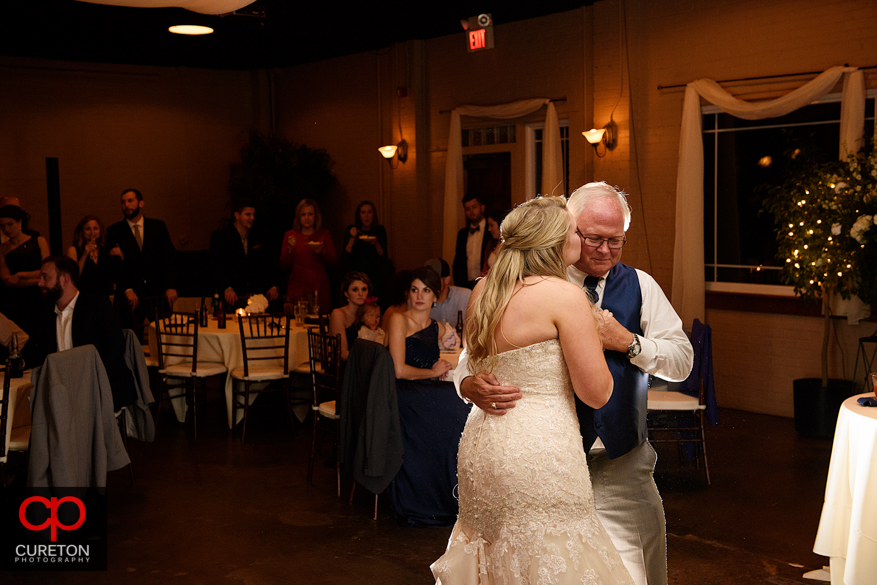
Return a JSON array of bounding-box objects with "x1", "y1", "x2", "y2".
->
[{"x1": 246, "y1": 294, "x2": 269, "y2": 314}]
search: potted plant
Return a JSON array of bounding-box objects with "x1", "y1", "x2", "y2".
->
[{"x1": 764, "y1": 134, "x2": 877, "y2": 438}]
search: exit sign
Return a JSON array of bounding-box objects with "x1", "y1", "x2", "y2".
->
[{"x1": 466, "y1": 13, "x2": 494, "y2": 52}]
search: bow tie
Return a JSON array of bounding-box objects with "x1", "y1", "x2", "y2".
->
[{"x1": 469, "y1": 225, "x2": 480, "y2": 235}]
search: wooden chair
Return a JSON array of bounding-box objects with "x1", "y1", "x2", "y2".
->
[
  {"x1": 231, "y1": 313, "x2": 291, "y2": 442},
  {"x1": 1, "y1": 366, "x2": 30, "y2": 487},
  {"x1": 306, "y1": 330, "x2": 342, "y2": 496},
  {"x1": 647, "y1": 378, "x2": 711, "y2": 485},
  {"x1": 154, "y1": 312, "x2": 227, "y2": 438}
]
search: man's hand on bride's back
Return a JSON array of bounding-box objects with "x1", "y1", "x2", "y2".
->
[{"x1": 461, "y1": 372, "x2": 523, "y2": 416}]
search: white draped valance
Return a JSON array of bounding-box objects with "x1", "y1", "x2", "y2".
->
[
  {"x1": 443, "y1": 99, "x2": 562, "y2": 262},
  {"x1": 671, "y1": 65, "x2": 863, "y2": 326},
  {"x1": 75, "y1": 0, "x2": 252, "y2": 14}
]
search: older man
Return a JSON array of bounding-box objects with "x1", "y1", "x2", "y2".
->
[{"x1": 456, "y1": 182, "x2": 693, "y2": 585}]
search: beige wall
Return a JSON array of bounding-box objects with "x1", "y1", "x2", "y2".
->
[
  {"x1": 0, "y1": 58, "x2": 267, "y2": 251},
  {"x1": 2, "y1": 0, "x2": 876, "y2": 416}
]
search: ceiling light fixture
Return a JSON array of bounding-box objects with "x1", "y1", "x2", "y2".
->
[{"x1": 169, "y1": 25, "x2": 214, "y2": 35}]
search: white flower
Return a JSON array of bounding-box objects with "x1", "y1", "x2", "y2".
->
[
  {"x1": 850, "y1": 215, "x2": 874, "y2": 244},
  {"x1": 245, "y1": 294, "x2": 269, "y2": 314},
  {"x1": 831, "y1": 223, "x2": 842, "y2": 236},
  {"x1": 834, "y1": 182, "x2": 848, "y2": 193}
]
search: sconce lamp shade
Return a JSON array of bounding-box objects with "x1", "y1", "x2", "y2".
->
[
  {"x1": 378, "y1": 145, "x2": 398, "y2": 159},
  {"x1": 582, "y1": 128, "x2": 606, "y2": 144}
]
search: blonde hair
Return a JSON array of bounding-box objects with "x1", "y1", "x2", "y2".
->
[
  {"x1": 293, "y1": 198, "x2": 322, "y2": 231},
  {"x1": 466, "y1": 196, "x2": 572, "y2": 373}
]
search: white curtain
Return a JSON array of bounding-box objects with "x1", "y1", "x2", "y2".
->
[
  {"x1": 75, "y1": 0, "x2": 252, "y2": 14},
  {"x1": 443, "y1": 98, "x2": 561, "y2": 262},
  {"x1": 671, "y1": 66, "x2": 861, "y2": 326}
]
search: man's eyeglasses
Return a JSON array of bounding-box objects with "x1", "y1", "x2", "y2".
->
[{"x1": 576, "y1": 228, "x2": 626, "y2": 249}]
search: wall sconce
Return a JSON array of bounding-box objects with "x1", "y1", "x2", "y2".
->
[
  {"x1": 582, "y1": 119, "x2": 617, "y2": 158},
  {"x1": 378, "y1": 139, "x2": 408, "y2": 167}
]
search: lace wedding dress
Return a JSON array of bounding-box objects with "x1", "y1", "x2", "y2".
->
[{"x1": 432, "y1": 340, "x2": 633, "y2": 585}]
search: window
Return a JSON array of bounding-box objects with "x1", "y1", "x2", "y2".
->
[
  {"x1": 528, "y1": 123, "x2": 569, "y2": 198},
  {"x1": 703, "y1": 93, "x2": 875, "y2": 293}
]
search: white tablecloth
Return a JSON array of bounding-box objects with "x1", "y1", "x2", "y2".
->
[
  {"x1": 1, "y1": 372, "x2": 33, "y2": 463},
  {"x1": 814, "y1": 394, "x2": 877, "y2": 585},
  {"x1": 148, "y1": 318, "x2": 309, "y2": 428}
]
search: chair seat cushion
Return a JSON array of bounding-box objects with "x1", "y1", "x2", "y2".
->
[
  {"x1": 647, "y1": 390, "x2": 703, "y2": 411},
  {"x1": 317, "y1": 400, "x2": 338, "y2": 419},
  {"x1": 144, "y1": 355, "x2": 160, "y2": 368},
  {"x1": 160, "y1": 362, "x2": 227, "y2": 377},
  {"x1": 231, "y1": 366, "x2": 289, "y2": 381},
  {"x1": 9, "y1": 424, "x2": 31, "y2": 451},
  {"x1": 291, "y1": 362, "x2": 311, "y2": 374}
]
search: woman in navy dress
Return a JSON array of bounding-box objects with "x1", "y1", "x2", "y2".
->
[
  {"x1": 66, "y1": 215, "x2": 120, "y2": 296},
  {"x1": 0, "y1": 205, "x2": 49, "y2": 337},
  {"x1": 386, "y1": 266, "x2": 469, "y2": 526}
]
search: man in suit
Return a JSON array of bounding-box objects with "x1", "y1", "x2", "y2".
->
[
  {"x1": 105, "y1": 188, "x2": 177, "y2": 328},
  {"x1": 455, "y1": 182, "x2": 693, "y2": 585},
  {"x1": 208, "y1": 199, "x2": 280, "y2": 309},
  {"x1": 33, "y1": 256, "x2": 137, "y2": 412},
  {"x1": 452, "y1": 195, "x2": 492, "y2": 289}
]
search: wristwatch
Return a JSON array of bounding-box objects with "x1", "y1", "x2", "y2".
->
[{"x1": 627, "y1": 333, "x2": 641, "y2": 358}]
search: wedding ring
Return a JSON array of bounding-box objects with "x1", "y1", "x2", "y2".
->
[{"x1": 492, "y1": 402, "x2": 497, "y2": 410}]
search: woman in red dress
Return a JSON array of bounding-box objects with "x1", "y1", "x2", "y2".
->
[{"x1": 279, "y1": 199, "x2": 337, "y2": 312}]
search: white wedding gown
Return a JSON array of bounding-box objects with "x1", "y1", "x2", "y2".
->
[{"x1": 432, "y1": 340, "x2": 633, "y2": 585}]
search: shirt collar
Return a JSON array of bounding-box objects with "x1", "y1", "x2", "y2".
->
[
  {"x1": 55, "y1": 290, "x2": 80, "y2": 316},
  {"x1": 126, "y1": 217, "x2": 144, "y2": 229}
]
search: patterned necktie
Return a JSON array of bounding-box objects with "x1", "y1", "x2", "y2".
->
[
  {"x1": 133, "y1": 224, "x2": 143, "y2": 251},
  {"x1": 584, "y1": 275, "x2": 600, "y2": 304}
]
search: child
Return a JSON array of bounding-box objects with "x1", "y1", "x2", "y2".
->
[{"x1": 356, "y1": 301, "x2": 387, "y2": 346}]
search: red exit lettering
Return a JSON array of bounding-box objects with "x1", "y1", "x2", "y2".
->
[{"x1": 469, "y1": 29, "x2": 486, "y2": 50}]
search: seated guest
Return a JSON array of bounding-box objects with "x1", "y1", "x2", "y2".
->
[
  {"x1": 329, "y1": 271, "x2": 372, "y2": 360},
  {"x1": 31, "y1": 256, "x2": 137, "y2": 412},
  {"x1": 387, "y1": 267, "x2": 453, "y2": 380},
  {"x1": 0, "y1": 205, "x2": 50, "y2": 337},
  {"x1": 209, "y1": 199, "x2": 280, "y2": 309},
  {"x1": 67, "y1": 215, "x2": 121, "y2": 296},
  {"x1": 481, "y1": 208, "x2": 507, "y2": 276},
  {"x1": 380, "y1": 270, "x2": 412, "y2": 332},
  {"x1": 356, "y1": 301, "x2": 386, "y2": 346},
  {"x1": 0, "y1": 196, "x2": 40, "y2": 243},
  {"x1": 425, "y1": 257, "x2": 471, "y2": 326}
]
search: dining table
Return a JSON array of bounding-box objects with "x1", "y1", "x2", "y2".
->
[
  {"x1": 813, "y1": 393, "x2": 877, "y2": 584},
  {"x1": 1, "y1": 370, "x2": 34, "y2": 464},
  {"x1": 147, "y1": 316, "x2": 310, "y2": 428}
]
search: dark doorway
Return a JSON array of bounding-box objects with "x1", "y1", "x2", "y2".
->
[{"x1": 463, "y1": 152, "x2": 511, "y2": 214}]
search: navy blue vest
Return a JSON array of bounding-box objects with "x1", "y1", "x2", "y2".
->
[{"x1": 575, "y1": 262, "x2": 648, "y2": 459}]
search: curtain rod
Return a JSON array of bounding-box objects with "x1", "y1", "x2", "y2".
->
[
  {"x1": 438, "y1": 97, "x2": 566, "y2": 115},
  {"x1": 657, "y1": 64, "x2": 877, "y2": 91}
]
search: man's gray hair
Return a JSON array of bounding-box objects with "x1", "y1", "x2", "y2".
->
[{"x1": 567, "y1": 181, "x2": 632, "y2": 232}]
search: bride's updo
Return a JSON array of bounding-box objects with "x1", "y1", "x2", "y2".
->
[{"x1": 467, "y1": 196, "x2": 572, "y2": 371}]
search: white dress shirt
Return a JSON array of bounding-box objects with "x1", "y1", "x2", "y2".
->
[
  {"x1": 126, "y1": 217, "x2": 145, "y2": 244},
  {"x1": 55, "y1": 291, "x2": 80, "y2": 352},
  {"x1": 465, "y1": 219, "x2": 486, "y2": 282}
]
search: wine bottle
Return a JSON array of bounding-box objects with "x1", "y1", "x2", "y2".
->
[
  {"x1": 199, "y1": 297, "x2": 208, "y2": 327},
  {"x1": 7, "y1": 331, "x2": 24, "y2": 378},
  {"x1": 217, "y1": 300, "x2": 226, "y2": 329},
  {"x1": 212, "y1": 293, "x2": 221, "y2": 318},
  {"x1": 455, "y1": 310, "x2": 464, "y2": 341}
]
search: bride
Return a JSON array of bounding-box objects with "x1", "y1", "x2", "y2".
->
[{"x1": 432, "y1": 196, "x2": 633, "y2": 584}]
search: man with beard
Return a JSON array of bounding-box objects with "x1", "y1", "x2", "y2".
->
[
  {"x1": 105, "y1": 188, "x2": 178, "y2": 329},
  {"x1": 452, "y1": 195, "x2": 491, "y2": 289},
  {"x1": 30, "y1": 256, "x2": 136, "y2": 411},
  {"x1": 208, "y1": 199, "x2": 280, "y2": 310}
]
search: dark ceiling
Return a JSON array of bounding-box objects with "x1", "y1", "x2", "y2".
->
[{"x1": 0, "y1": 1, "x2": 596, "y2": 70}]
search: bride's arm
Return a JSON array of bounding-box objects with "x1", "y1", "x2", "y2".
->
[{"x1": 555, "y1": 283, "x2": 613, "y2": 409}]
